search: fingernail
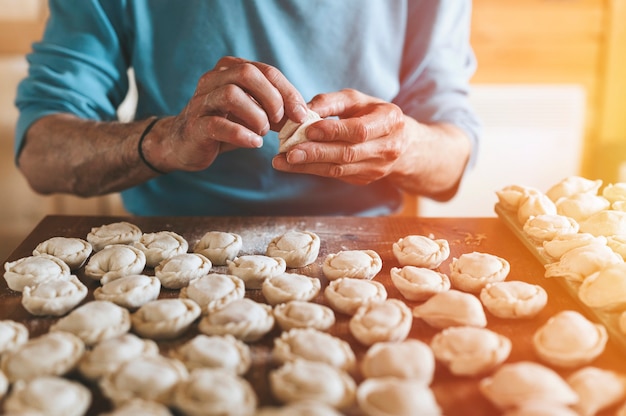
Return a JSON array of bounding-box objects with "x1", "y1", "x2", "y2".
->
[
  {"x1": 250, "y1": 134, "x2": 263, "y2": 148},
  {"x1": 287, "y1": 149, "x2": 306, "y2": 164},
  {"x1": 306, "y1": 126, "x2": 323, "y2": 141},
  {"x1": 293, "y1": 104, "x2": 308, "y2": 122}
]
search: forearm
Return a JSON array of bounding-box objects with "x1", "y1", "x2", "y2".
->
[
  {"x1": 388, "y1": 118, "x2": 472, "y2": 201},
  {"x1": 18, "y1": 113, "x2": 165, "y2": 197}
]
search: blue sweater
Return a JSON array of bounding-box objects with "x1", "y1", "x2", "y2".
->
[{"x1": 15, "y1": 0, "x2": 479, "y2": 216}]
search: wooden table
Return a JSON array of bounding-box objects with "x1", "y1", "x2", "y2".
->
[{"x1": 3, "y1": 215, "x2": 626, "y2": 415}]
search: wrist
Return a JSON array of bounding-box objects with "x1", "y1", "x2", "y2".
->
[{"x1": 137, "y1": 116, "x2": 174, "y2": 174}]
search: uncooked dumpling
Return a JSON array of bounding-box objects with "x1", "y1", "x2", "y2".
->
[
  {"x1": 84, "y1": 244, "x2": 147, "y2": 284},
  {"x1": 546, "y1": 176, "x2": 602, "y2": 202},
  {"x1": 154, "y1": 252, "x2": 212, "y2": 289},
  {"x1": 555, "y1": 192, "x2": 610, "y2": 222},
  {"x1": 390, "y1": 265, "x2": 450, "y2": 301},
  {"x1": 131, "y1": 298, "x2": 201, "y2": 340},
  {"x1": 193, "y1": 231, "x2": 242, "y2": 266},
  {"x1": 602, "y1": 182, "x2": 626, "y2": 203},
  {"x1": 4, "y1": 253, "x2": 71, "y2": 292},
  {"x1": 532, "y1": 310, "x2": 607, "y2": 368},
  {"x1": 392, "y1": 234, "x2": 450, "y2": 268},
  {"x1": 479, "y1": 280, "x2": 547, "y2": 319},
  {"x1": 266, "y1": 230, "x2": 320, "y2": 268},
  {"x1": 578, "y1": 263, "x2": 626, "y2": 310},
  {"x1": 22, "y1": 275, "x2": 88, "y2": 316},
  {"x1": 412, "y1": 289, "x2": 487, "y2": 329},
  {"x1": 0, "y1": 320, "x2": 28, "y2": 354},
  {"x1": 94, "y1": 274, "x2": 161, "y2": 309},
  {"x1": 87, "y1": 221, "x2": 142, "y2": 252},
  {"x1": 169, "y1": 334, "x2": 251, "y2": 375},
  {"x1": 522, "y1": 214, "x2": 579, "y2": 244},
  {"x1": 567, "y1": 366, "x2": 626, "y2": 416},
  {"x1": 322, "y1": 249, "x2": 382, "y2": 281},
  {"x1": 324, "y1": 277, "x2": 387, "y2": 316},
  {"x1": 495, "y1": 184, "x2": 542, "y2": 212},
  {"x1": 430, "y1": 326, "x2": 511, "y2": 376},
  {"x1": 607, "y1": 235, "x2": 626, "y2": 259},
  {"x1": 273, "y1": 300, "x2": 335, "y2": 331},
  {"x1": 4, "y1": 376, "x2": 91, "y2": 416},
  {"x1": 261, "y1": 272, "x2": 321, "y2": 305},
  {"x1": 360, "y1": 339, "x2": 435, "y2": 383},
  {"x1": 179, "y1": 273, "x2": 245, "y2": 313},
  {"x1": 133, "y1": 231, "x2": 188, "y2": 268},
  {"x1": 227, "y1": 254, "x2": 286, "y2": 289},
  {"x1": 278, "y1": 108, "x2": 322, "y2": 153},
  {"x1": 356, "y1": 378, "x2": 441, "y2": 416},
  {"x1": 479, "y1": 361, "x2": 578, "y2": 410},
  {"x1": 544, "y1": 243, "x2": 623, "y2": 282},
  {"x1": 449, "y1": 252, "x2": 510, "y2": 293},
  {"x1": 579, "y1": 210, "x2": 626, "y2": 236},
  {"x1": 541, "y1": 233, "x2": 607, "y2": 262},
  {"x1": 33, "y1": 236, "x2": 92, "y2": 269},
  {"x1": 349, "y1": 299, "x2": 412, "y2": 346},
  {"x1": 517, "y1": 192, "x2": 557, "y2": 225},
  {"x1": 100, "y1": 399, "x2": 173, "y2": 416},
  {"x1": 198, "y1": 298, "x2": 275, "y2": 342}
]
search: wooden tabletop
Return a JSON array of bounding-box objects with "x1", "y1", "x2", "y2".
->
[{"x1": 3, "y1": 215, "x2": 626, "y2": 415}]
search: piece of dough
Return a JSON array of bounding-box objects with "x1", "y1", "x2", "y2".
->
[
  {"x1": 131, "y1": 298, "x2": 201, "y2": 340},
  {"x1": 100, "y1": 399, "x2": 173, "y2": 416},
  {"x1": 392, "y1": 234, "x2": 450, "y2": 268},
  {"x1": 4, "y1": 376, "x2": 91, "y2": 416},
  {"x1": 479, "y1": 361, "x2": 578, "y2": 411},
  {"x1": 266, "y1": 230, "x2": 320, "y2": 268},
  {"x1": 544, "y1": 243, "x2": 623, "y2": 282},
  {"x1": 193, "y1": 231, "x2": 242, "y2": 266},
  {"x1": 179, "y1": 273, "x2": 245, "y2": 314},
  {"x1": 3, "y1": 253, "x2": 71, "y2": 292},
  {"x1": 555, "y1": 193, "x2": 610, "y2": 222},
  {"x1": 22, "y1": 275, "x2": 88, "y2": 316},
  {"x1": 449, "y1": 251, "x2": 510, "y2": 293},
  {"x1": 1, "y1": 331, "x2": 84, "y2": 382},
  {"x1": 578, "y1": 263, "x2": 626, "y2": 311},
  {"x1": 495, "y1": 184, "x2": 542, "y2": 212},
  {"x1": 356, "y1": 378, "x2": 441, "y2": 416},
  {"x1": 567, "y1": 366, "x2": 626, "y2": 416},
  {"x1": 273, "y1": 328, "x2": 356, "y2": 372},
  {"x1": 412, "y1": 289, "x2": 487, "y2": 329},
  {"x1": 261, "y1": 272, "x2": 321, "y2": 305},
  {"x1": 99, "y1": 354, "x2": 188, "y2": 406},
  {"x1": 154, "y1": 252, "x2": 212, "y2": 289},
  {"x1": 256, "y1": 401, "x2": 343, "y2": 416},
  {"x1": 517, "y1": 192, "x2": 557, "y2": 225},
  {"x1": 277, "y1": 109, "x2": 322, "y2": 153},
  {"x1": 78, "y1": 333, "x2": 160, "y2": 380},
  {"x1": 198, "y1": 298, "x2": 275, "y2": 342},
  {"x1": 479, "y1": 280, "x2": 547, "y2": 319},
  {"x1": 546, "y1": 176, "x2": 603, "y2": 202},
  {"x1": 579, "y1": 209, "x2": 626, "y2": 237},
  {"x1": 322, "y1": 249, "x2": 382, "y2": 281},
  {"x1": 360, "y1": 339, "x2": 435, "y2": 383},
  {"x1": 324, "y1": 277, "x2": 387, "y2": 315},
  {"x1": 87, "y1": 221, "x2": 143, "y2": 252},
  {"x1": 93, "y1": 273, "x2": 161, "y2": 309},
  {"x1": 349, "y1": 299, "x2": 412, "y2": 346},
  {"x1": 84, "y1": 244, "x2": 147, "y2": 284},
  {"x1": 269, "y1": 359, "x2": 356, "y2": 409},
  {"x1": 170, "y1": 334, "x2": 251, "y2": 375},
  {"x1": 541, "y1": 232, "x2": 607, "y2": 262},
  {"x1": 273, "y1": 300, "x2": 335, "y2": 331},
  {"x1": 602, "y1": 182, "x2": 626, "y2": 203},
  {"x1": 522, "y1": 214, "x2": 579, "y2": 244},
  {"x1": 227, "y1": 254, "x2": 287, "y2": 289},
  {"x1": 532, "y1": 310, "x2": 607, "y2": 368},
  {"x1": 390, "y1": 266, "x2": 450, "y2": 301},
  {"x1": 133, "y1": 231, "x2": 189, "y2": 268},
  {"x1": 33, "y1": 236, "x2": 93, "y2": 270},
  {"x1": 50, "y1": 300, "x2": 131, "y2": 346},
  {"x1": 430, "y1": 326, "x2": 511, "y2": 376},
  {"x1": 0, "y1": 320, "x2": 29, "y2": 355}
]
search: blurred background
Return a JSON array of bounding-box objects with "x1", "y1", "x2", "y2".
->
[{"x1": 1, "y1": 0, "x2": 625, "y2": 260}]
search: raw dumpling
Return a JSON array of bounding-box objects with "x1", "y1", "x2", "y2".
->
[
  {"x1": 179, "y1": 273, "x2": 245, "y2": 313},
  {"x1": 495, "y1": 184, "x2": 542, "y2": 212},
  {"x1": 392, "y1": 234, "x2": 450, "y2": 268},
  {"x1": 532, "y1": 310, "x2": 607, "y2": 368},
  {"x1": 602, "y1": 182, "x2": 626, "y2": 203},
  {"x1": 349, "y1": 299, "x2": 412, "y2": 346},
  {"x1": 479, "y1": 280, "x2": 547, "y2": 319},
  {"x1": 360, "y1": 339, "x2": 435, "y2": 383},
  {"x1": 390, "y1": 266, "x2": 450, "y2": 301},
  {"x1": 78, "y1": 333, "x2": 160, "y2": 380},
  {"x1": 541, "y1": 233, "x2": 607, "y2": 262},
  {"x1": 261, "y1": 272, "x2": 321, "y2": 306},
  {"x1": 567, "y1": 366, "x2": 626, "y2": 416},
  {"x1": 33, "y1": 236, "x2": 92, "y2": 269},
  {"x1": 173, "y1": 368, "x2": 257, "y2": 416},
  {"x1": 546, "y1": 176, "x2": 602, "y2": 202},
  {"x1": 84, "y1": 244, "x2": 147, "y2": 284},
  {"x1": 198, "y1": 298, "x2": 274, "y2": 342},
  {"x1": 100, "y1": 399, "x2": 173, "y2": 416},
  {"x1": 22, "y1": 275, "x2": 88, "y2": 316},
  {"x1": 578, "y1": 263, "x2": 626, "y2": 310},
  {"x1": 131, "y1": 298, "x2": 201, "y2": 340},
  {"x1": 94, "y1": 274, "x2": 161, "y2": 309},
  {"x1": 579, "y1": 210, "x2": 626, "y2": 237},
  {"x1": 193, "y1": 231, "x2": 242, "y2": 266},
  {"x1": 522, "y1": 214, "x2": 579, "y2": 244},
  {"x1": 479, "y1": 361, "x2": 578, "y2": 410},
  {"x1": 555, "y1": 193, "x2": 610, "y2": 222},
  {"x1": 273, "y1": 328, "x2": 356, "y2": 372},
  {"x1": 227, "y1": 255, "x2": 286, "y2": 289},
  {"x1": 607, "y1": 235, "x2": 626, "y2": 259},
  {"x1": 99, "y1": 354, "x2": 188, "y2": 406},
  {"x1": 269, "y1": 359, "x2": 356, "y2": 409},
  {"x1": 277, "y1": 108, "x2": 321, "y2": 153},
  {"x1": 154, "y1": 252, "x2": 212, "y2": 289},
  {"x1": 356, "y1": 378, "x2": 441, "y2": 416},
  {"x1": 273, "y1": 300, "x2": 335, "y2": 331},
  {"x1": 170, "y1": 334, "x2": 251, "y2": 375},
  {"x1": 4, "y1": 376, "x2": 91, "y2": 416},
  {"x1": 256, "y1": 401, "x2": 343, "y2": 416},
  {"x1": 412, "y1": 289, "x2": 487, "y2": 329},
  {"x1": 324, "y1": 277, "x2": 387, "y2": 316},
  {"x1": 430, "y1": 326, "x2": 511, "y2": 376},
  {"x1": 133, "y1": 231, "x2": 188, "y2": 268},
  {"x1": 449, "y1": 252, "x2": 510, "y2": 293},
  {"x1": 87, "y1": 221, "x2": 142, "y2": 251},
  {"x1": 544, "y1": 243, "x2": 623, "y2": 282},
  {"x1": 50, "y1": 300, "x2": 131, "y2": 346},
  {"x1": 0, "y1": 320, "x2": 28, "y2": 354},
  {"x1": 517, "y1": 192, "x2": 557, "y2": 225},
  {"x1": 266, "y1": 230, "x2": 320, "y2": 268},
  {"x1": 4, "y1": 254, "x2": 71, "y2": 292},
  {"x1": 322, "y1": 249, "x2": 382, "y2": 281}
]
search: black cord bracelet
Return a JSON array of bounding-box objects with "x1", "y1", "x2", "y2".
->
[{"x1": 137, "y1": 117, "x2": 167, "y2": 175}]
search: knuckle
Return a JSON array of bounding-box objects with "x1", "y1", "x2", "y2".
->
[{"x1": 341, "y1": 145, "x2": 359, "y2": 164}]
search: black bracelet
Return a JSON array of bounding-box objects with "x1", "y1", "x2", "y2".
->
[{"x1": 137, "y1": 117, "x2": 167, "y2": 175}]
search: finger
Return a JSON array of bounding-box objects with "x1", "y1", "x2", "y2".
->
[
  {"x1": 252, "y1": 61, "x2": 308, "y2": 123},
  {"x1": 195, "y1": 115, "x2": 263, "y2": 149},
  {"x1": 284, "y1": 139, "x2": 402, "y2": 166}
]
